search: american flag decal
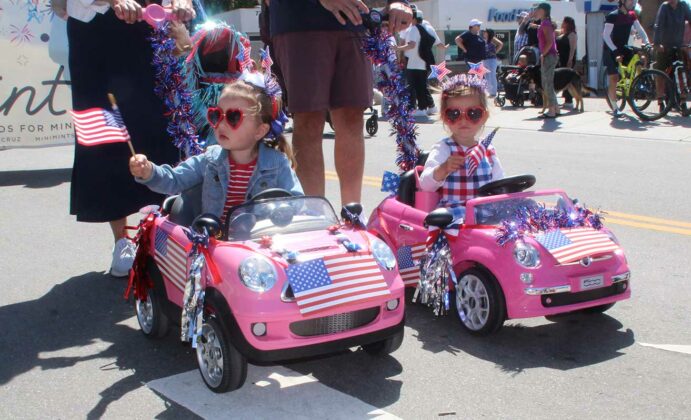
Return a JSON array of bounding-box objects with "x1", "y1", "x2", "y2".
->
[
  {"x1": 396, "y1": 243, "x2": 426, "y2": 285},
  {"x1": 534, "y1": 228, "x2": 619, "y2": 265},
  {"x1": 286, "y1": 253, "x2": 391, "y2": 315},
  {"x1": 70, "y1": 107, "x2": 131, "y2": 146},
  {"x1": 153, "y1": 224, "x2": 187, "y2": 291}
]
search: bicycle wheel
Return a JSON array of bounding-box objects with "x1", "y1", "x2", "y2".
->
[
  {"x1": 674, "y1": 67, "x2": 690, "y2": 116},
  {"x1": 628, "y1": 69, "x2": 673, "y2": 121},
  {"x1": 616, "y1": 87, "x2": 627, "y2": 110}
]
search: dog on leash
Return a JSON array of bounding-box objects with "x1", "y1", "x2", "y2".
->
[{"x1": 521, "y1": 65, "x2": 597, "y2": 113}]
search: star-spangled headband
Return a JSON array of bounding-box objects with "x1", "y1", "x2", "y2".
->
[
  {"x1": 237, "y1": 69, "x2": 287, "y2": 140},
  {"x1": 441, "y1": 63, "x2": 489, "y2": 94}
]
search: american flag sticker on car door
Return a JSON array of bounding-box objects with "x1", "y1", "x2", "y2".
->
[
  {"x1": 153, "y1": 222, "x2": 188, "y2": 291},
  {"x1": 396, "y1": 243, "x2": 426, "y2": 285}
]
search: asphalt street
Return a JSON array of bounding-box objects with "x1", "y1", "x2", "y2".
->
[{"x1": 1, "y1": 98, "x2": 690, "y2": 419}]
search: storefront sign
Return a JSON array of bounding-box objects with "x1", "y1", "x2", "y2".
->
[
  {"x1": 0, "y1": 2, "x2": 73, "y2": 148},
  {"x1": 487, "y1": 7, "x2": 531, "y2": 23}
]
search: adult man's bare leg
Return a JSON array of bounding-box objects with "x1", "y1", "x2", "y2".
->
[
  {"x1": 292, "y1": 111, "x2": 327, "y2": 196},
  {"x1": 331, "y1": 107, "x2": 365, "y2": 206}
]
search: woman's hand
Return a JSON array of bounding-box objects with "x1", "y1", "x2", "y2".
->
[
  {"x1": 112, "y1": 0, "x2": 142, "y2": 24},
  {"x1": 318, "y1": 0, "x2": 368, "y2": 26},
  {"x1": 387, "y1": 1, "x2": 413, "y2": 33},
  {"x1": 171, "y1": 0, "x2": 196, "y2": 22},
  {"x1": 130, "y1": 154, "x2": 153, "y2": 179}
]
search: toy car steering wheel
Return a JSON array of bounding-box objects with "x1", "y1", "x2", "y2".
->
[{"x1": 478, "y1": 174, "x2": 536, "y2": 197}]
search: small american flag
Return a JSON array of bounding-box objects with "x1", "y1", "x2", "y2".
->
[
  {"x1": 70, "y1": 107, "x2": 131, "y2": 146},
  {"x1": 286, "y1": 253, "x2": 391, "y2": 315},
  {"x1": 260, "y1": 47, "x2": 273, "y2": 72},
  {"x1": 466, "y1": 127, "x2": 498, "y2": 175},
  {"x1": 153, "y1": 221, "x2": 187, "y2": 291},
  {"x1": 397, "y1": 243, "x2": 426, "y2": 285},
  {"x1": 534, "y1": 228, "x2": 619, "y2": 265},
  {"x1": 237, "y1": 44, "x2": 252, "y2": 72}
]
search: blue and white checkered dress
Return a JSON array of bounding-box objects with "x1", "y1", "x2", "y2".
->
[{"x1": 439, "y1": 137, "x2": 497, "y2": 220}]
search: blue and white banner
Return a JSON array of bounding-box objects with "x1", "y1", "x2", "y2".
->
[{"x1": 0, "y1": 1, "x2": 73, "y2": 148}]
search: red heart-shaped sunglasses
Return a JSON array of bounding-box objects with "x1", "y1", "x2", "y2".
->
[
  {"x1": 207, "y1": 107, "x2": 247, "y2": 129},
  {"x1": 443, "y1": 106, "x2": 486, "y2": 124}
]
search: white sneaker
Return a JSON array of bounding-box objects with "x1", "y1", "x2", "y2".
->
[
  {"x1": 412, "y1": 109, "x2": 427, "y2": 117},
  {"x1": 110, "y1": 238, "x2": 136, "y2": 277},
  {"x1": 426, "y1": 106, "x2": 439, "y2": 115}
]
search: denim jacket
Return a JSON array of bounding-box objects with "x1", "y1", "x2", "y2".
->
[{"x1": 137, "y1": 143, "x2": 303, "y2": 218}]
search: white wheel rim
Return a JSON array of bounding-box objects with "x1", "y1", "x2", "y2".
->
[
  {"x1": 196, "y1": 323, "x2": 224, "y2": 388},
  {"x1": 456, "y1": 274, "x2": 490, "y2": 331},
  {"x1": 135, "y1": 298, "x2": 154, "y2": 334}
]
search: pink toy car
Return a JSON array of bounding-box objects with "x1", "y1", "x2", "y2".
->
[
  {"x1": 369, "y1": 159, "x2": 631, "y2": 335},
  {"x1": 133, "y1": 189, "x2": 405, "y2": 392}
]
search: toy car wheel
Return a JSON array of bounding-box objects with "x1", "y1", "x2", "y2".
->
[
  {"x1": 455, "y1": 268, "x2": 506, "y2": 336},
  {"x1": 580, "y1": 302, "x2": 616, "y2": 314},
  {"x1": 196, "y1": 316, "x2": 247, "y2": 393},
  {"x1": 362, "y1": 329, "x2": 404, "y2": 356},
  {"x1": 135, "y1": 289, "x2": 169, "y2": 338}
]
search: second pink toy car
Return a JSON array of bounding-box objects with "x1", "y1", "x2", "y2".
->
[{"x1": 369, "y1": 155, "x2": 631, "y2": 335}]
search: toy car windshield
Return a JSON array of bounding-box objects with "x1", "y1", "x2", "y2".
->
[
  {"x1": 225, "y1": 196, "x2": 340, "y2": 240},
  {"x1": 473, "y1": 194, "x2": 573, "y2": 226}
]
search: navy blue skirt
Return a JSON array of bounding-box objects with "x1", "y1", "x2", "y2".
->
[{"x1": 68, "y1": 11, "x2": 180, "y2": 222}]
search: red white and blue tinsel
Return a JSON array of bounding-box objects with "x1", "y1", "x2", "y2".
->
[
  {"x1": 496, "y1": 203, "x2": 605, "y2": 247},
  {"x1": 180, "y1": 228, "x2": 210, "y2": 347},
  {"x1": 414, "y1": 222, "x2": 458, "y2": 316},
  {"x1": 362, "y1": 29, "x2": 420, "y2": 172},
  {"x1": 150, "y1": 22, "x2": 202, "y2": 157}
]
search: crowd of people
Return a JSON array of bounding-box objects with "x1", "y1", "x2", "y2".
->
[{"x1": 59, "y1": 0, "x2": 688, "y2": 277}]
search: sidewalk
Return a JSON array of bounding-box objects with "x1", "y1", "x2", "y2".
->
[{"x1": 406, "y1": 97, "x2": 691, "y2": 142}]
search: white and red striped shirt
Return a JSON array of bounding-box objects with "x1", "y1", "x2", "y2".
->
[{"x1": 222, "y1": 156, "x2": 257, "y2": 221}]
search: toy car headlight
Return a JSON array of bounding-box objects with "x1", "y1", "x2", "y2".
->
[
  {"x1": 239, "y1": 256, "x2": 277, "y2": 292},
  {"x1": 513, "y1": 241, "x2": 540, "y2": 268},
  {"x1": 371, "y1": 239, "x2": 396, "y2": 271}
]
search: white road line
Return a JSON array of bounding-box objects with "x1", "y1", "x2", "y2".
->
[
  {"x1": 639, "y1": 343, "x2": 691, "y2": 355},
  {"x1": 148, "y1": 366, "x2": 400, "y2": 419}
]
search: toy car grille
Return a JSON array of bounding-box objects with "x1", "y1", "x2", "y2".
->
[
  {"x1": 541, "y1": 281, "x2": 628, "y2": 307},
  {"x1": 289, "y1": 307, "x2": 380, "y2": 337}
]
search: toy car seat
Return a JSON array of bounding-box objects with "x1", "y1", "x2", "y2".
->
[
  {"x1": 396, "y1": 151, "x2": 440, "y2": 212},
  {"x1": 165, "y1": 184, "x2": 203, "y2": 227}
]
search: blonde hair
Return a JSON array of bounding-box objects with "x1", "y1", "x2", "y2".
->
[
  {"x1": 440, "y1": 84, "x2": 489, "y2": 114},
  {"x1": 220, "y1": 80, "x2": 296, "y2": 168}
]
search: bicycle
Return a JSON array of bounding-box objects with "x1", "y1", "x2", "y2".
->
[
  {"x1": 628, "y1": 45, "x2": 690, "y2": 121},
  {"x1": 610, "y1": 45, "x2": 653, "y2": 112}
]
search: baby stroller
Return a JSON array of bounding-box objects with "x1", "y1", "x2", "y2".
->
[
  {"x1": 495, "y1": 66, "x2": 537, "y2": 108},
  {"x1": 514, "y1": 45, "x2": 540, "y2": 66},
  {"x1": 325, "y1": 107, "x2": 379, "y2": 136}
]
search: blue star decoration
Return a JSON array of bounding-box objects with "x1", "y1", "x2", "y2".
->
[{"x1": 381, "y1": 171, "x2": 400, "y2": 194}]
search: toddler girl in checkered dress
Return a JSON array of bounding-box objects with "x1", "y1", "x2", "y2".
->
[{"x1": 419, "y1": 73, "x2": 504, "y2": 221}]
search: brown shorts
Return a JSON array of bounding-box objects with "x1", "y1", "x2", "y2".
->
[{"x1": 273, "y1": 30, "x2": 373, "y2": 113}]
